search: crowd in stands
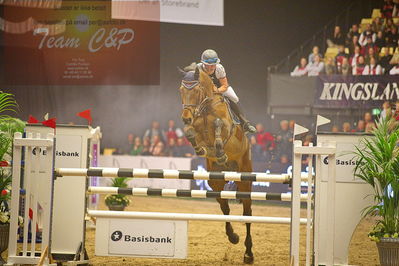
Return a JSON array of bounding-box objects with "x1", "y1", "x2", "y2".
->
[
  {"x1": 113, "y1": 99, "x2": 395, "y2": 169},
  {"x1": 291, "y1": 3, "x2": 399, "y2": 77}
]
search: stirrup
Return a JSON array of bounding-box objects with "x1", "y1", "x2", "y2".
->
[{"x1": 243, "y1": 122, "x2": 256, "y2": 133}]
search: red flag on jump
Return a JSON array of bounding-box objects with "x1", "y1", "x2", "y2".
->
[
  {"x1": 28, "y1": 115, "x2": 39, "y2": 124},
  {"x1": 42, "y1": 118, "x2": 56, "y2": 129},
  {"x1": 76, "y1": 109, "x2": 92, "y2": 125}
]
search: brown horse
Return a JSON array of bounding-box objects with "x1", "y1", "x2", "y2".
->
[{"x1": 179, "y1": 68, "x2": 254, "y2": 264}]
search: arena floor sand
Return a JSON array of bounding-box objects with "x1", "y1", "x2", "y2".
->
[{"x1": 85, "y1": 196, "x2": 379, "y2": 266}]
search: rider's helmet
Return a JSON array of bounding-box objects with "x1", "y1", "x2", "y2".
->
[{"x1": 201, "y1": 49, "x2": 220, "y2": 65}]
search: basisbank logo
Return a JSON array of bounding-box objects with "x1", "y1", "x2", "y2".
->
[
  {"x1": 323, "y1": 157, "x2": 359, "y2": 166},
  {"x1": 110, "y1": 230, "x2": 172, "y2": 244},
  {"x1": 56, "y1": 150, "x2": 79, "y2": 157}
]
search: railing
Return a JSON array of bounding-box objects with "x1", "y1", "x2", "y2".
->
[{"x1": 267, "y1": 0, "x2": 377, "y2": 76}]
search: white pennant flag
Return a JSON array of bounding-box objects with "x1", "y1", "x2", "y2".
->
[
  {"x1": 316, "y1": 115, "x2": 331, "y2": 127},
  {"x1": 293, "y1": 124, "x2": 309, "y2": 137}
]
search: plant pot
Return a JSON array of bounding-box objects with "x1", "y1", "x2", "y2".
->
[
  {"x1": 0, "y1": 223, "x2": 9, "y2": 264},
  {"x1": 377, "y1": 237, "x2": 399, "y2": 266},
  {"x1": 107, "y1": 204, "x2": 126, "y2": 211}
]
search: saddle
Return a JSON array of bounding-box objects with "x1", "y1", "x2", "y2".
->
[{"x1": 224, "y1": 97, "x2": 241, "y2": 125}]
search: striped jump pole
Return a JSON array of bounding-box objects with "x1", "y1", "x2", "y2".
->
[
  {"x1": 88, "y1": 210, "x2": 308, "y2": 225},
  {"x1": 56, "y1": 167, "x2": 311, "y2": 183},
  {"x1": 87, "y1": 187, "x2": 309, "y2": 201}
]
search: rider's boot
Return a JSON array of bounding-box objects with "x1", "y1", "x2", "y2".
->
[{"x1": 229, "y1": 101, "x2": 256, "y2": 133}]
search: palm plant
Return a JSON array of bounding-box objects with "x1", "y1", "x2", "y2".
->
[
  {"x1": 353, "y1": 116, "x2": 399, "y2": 241},
  {"x1": 0, "y1": 91, "x2": 18, "y2": 123}
]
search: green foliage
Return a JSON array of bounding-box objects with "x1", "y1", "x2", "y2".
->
[
  {"x1": 353, "y1": 117, "x2": 399, "y2": 241},
  {"x1": 0, "y1": 91, "x2": 18, "y2": 122},
  {"x1": 105, "y1": 177, "x2": 131, "y2": 207}
]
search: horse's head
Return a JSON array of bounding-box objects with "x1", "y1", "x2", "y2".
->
[{"x1": 178, "y1": 66, "x2": 214, "y2": 125}]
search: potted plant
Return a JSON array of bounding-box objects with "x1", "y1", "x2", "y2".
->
[
  {"x1": 0, "y1": 91, "x2": 24, "y2": 262},
  {"x1": 353, "y1": 116, "x2": 399, "y2": 266},
  {"x1": 104, "y1": 177, "x2": 131, "y2": 211}
]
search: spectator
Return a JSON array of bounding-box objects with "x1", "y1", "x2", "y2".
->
[
  {"x1": 174, "y1": 137, "x2": 194, "y2": 157},
  {"x1": 335, "y1": 45, "x2": 349, "y2": 68},
  {"x1": 141, "y1": 137, "x2": 152, "y2": 156},
  {"x1": 386, "y1": 25, "x2": 399, "y2": 48},
  {"x1": 143, "y1": 121, "x2": 164, "y2": 144},
  {"x1": 308, "y1": 46, "x2": 322, "y2": 64},
  {"x1": 289, "y1": 120, "x2": 296, "y2": 133},
  {"x1": 359, "y1": 24, "x2": 376, "y2": 46},
  {"x1": 120, "y1": 133, "x2": 135, "y2": 155},
  {"x1": 352, "y1": 56, "x2": 366, "y2": 75},
  {"x1": 149, "y1": 135, "x2": 163, "y2": 154},
  {"x1": 325, "y1": 57, "x2": 336, "y2": 75},
  {"x1": 349, "y1": 35, "x2": 360, "y2": 55},
  {"x1": 363, "y1": 57, "x2": 382, "y2": 75},
  {"x1": 275, "y1": 120, "x2": 293, "y2": 158},
  {"x1": 365, "y1": 121, "x2": 376, "y2": 133},
  {"x1": 379, "y1": 47, "x2": 393, "y2": 73},
  {"x1": 389, "y1": 63, "x2": 399, "y2": 74},
  {"x1": 361, "y1": 37, "x2": 378, "y2": 57},
  {"x1": 382, "y1": 0, "x2": 395, "y2": 19},
  {"x1": 307, "y1": 55, "x2": 324, "y2": 76},
  {"x1": 346, "y1": 24, "x2": 360, "y2": 45},
  {"x1": 290, "y1": 57, "x2": 308, "y2": 76},
  {"x1": 130, "y1": 137, "x2": 143, "y2": 156},
  {"x1": 279, "y1": 154, "x2": 291, "y2": 173},
  {"x1": 381, "y1": 101, "x2": 392, "y2": 120},
  {"x1": 372, "y1": 17, "x2": 384, "y2": 33},
  {"x1": 331, "y1": 125, "x2": 340, "y2": 133},
  {"x1": 164, "y1": 138, "x2": 177, "y2": 157},
  {"x1": 327, "y1": 25, "x2": 345, "y2": 47},
  {"x1": 255, "y1": 123, "x2": 275, "y2": 152},
  {"x1": 152, "y1": 141, "x2": 165, "y2": 156},
  {"x1": 364, "y1": 112, "x2": 373, "y2": 125},
  {"x1": 393, "y1": 100, "x2": 399, "y2": 120},
  {"x1": 350, "y1": 45, "x2": 361, "y2": 68},
  {"x1": 355, "y1": 120, "x2": 365, "y2": 132},
  {"x1": 375, "y1": 30, "x2": 386, "y2": 50},
  {"x1": 250, "y1": 135, "x2": 265, "y2": 162},
  {"x1": 342, "y1": 122, "x2": 351, "y2": 133},
  {"x1": 163, "y1": 119, "x2": 183, "y2": 143},
  {"x1": 338, "y1": 57, "x2": 351, "y2": 75}
]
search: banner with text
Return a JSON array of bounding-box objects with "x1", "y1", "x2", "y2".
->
[
  {"x1": 112, "y1": 0, "x2": 223, "y2": 26},
  {"x1": 3, "y1": 1, "x2": 160, "y2": 85},
  {"x1": 314, "y1": 75, "x2": 399, "y2": 108}
]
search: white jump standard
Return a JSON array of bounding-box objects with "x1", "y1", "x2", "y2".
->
[{"x1": 87, "y1": 186, "x2": 309, "y2": 201}]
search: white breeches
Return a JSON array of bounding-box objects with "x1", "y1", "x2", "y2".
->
[{"x1": 223, "y1": 86, "x2": 239, "y2": 103}]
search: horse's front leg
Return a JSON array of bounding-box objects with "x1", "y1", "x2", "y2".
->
[
  {"x1": 214, "y1": 118, "x2": 228, "y2": 164},
  {"x1": 183, "y1": 124, "x2": 206, "y2": 156}
]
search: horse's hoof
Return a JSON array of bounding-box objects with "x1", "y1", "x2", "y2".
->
[
  {"x1": 228, "y1": 233, "x2": 239, "y2": 244},
  {"x1": 195, "y1": 147, "x2": 206, "y2": 157},
  {"x1": 243, "y1": 254, "x2": 254, "y2": 264},
  {"x1": 216, "y1": 154, "x2": 228, "y2": 165}
]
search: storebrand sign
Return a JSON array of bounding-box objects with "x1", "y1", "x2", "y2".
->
[
  {"x1": 314, "y1": 75, "x2": 399, "y2": 108},
  {"x1": 108, "y1": 220, "x2": 176, "y2": 256}
]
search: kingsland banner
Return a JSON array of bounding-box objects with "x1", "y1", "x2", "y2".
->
[
  {"x1": 314, "y1": 75, "x2": 399, "y2": 108},
  {"x1": 112, "y1": 0, "x2": 224, "y2": 26}
]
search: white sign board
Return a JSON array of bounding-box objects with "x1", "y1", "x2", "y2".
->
[
  {"x1": 95, "y1": 218, "x2": 188, "y2": 258},
  {"x1": 112, "y1": 0, "x2": 224, "y2": 26}
]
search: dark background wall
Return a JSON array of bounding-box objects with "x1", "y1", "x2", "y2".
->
[{"x1": 2, "y1": 0, "x2": 374, "y2": 149}]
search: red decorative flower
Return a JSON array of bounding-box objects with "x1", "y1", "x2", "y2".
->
[{"x1": 1, "y1": 190, "x2": 7, "y2": 196}]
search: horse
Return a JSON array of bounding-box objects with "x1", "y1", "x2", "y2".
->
[{"x1": 178, "y1": 67, "x2": 254, "y2": 264}]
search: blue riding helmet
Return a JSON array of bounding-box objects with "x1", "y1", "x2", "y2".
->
[{"x1": 201, "y1": 49, "x2": 220, "y2": 65}]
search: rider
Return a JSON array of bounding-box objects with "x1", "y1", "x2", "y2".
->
[{"x1": 197, "y1": 49, "x2": 256, "y2": 133}]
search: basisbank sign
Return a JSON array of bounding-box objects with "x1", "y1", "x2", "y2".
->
[{"x1": 314, "y1": 75, "x2": 399, "y2": 108}]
